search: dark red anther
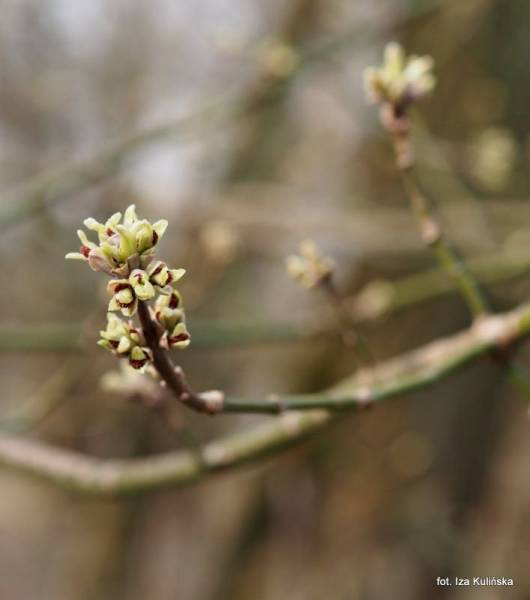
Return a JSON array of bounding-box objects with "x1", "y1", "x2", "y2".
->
[
  {"x1": 152, "y1": 230, "x2": 159, "y2": 245},
  {"x1": 129, "y1": 358, "x2": 146, "y2": 369},
  {"x1": 80, "y1": 245, "x2": 91, "y2": 258},
  {"x1": 170, "y1": 332, "x2": 190, "y2": 344},
  {"x1": 169, "y1": 294, "x2": 180, "y2": 309}
]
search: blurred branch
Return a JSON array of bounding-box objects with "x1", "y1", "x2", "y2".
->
[
  {"x1": 392, "y1": 126, "x2": 489, "y2": 317},
  {"x1": 2, "y1": 247, "x2": 530, "y2": 353},
  {"x1": 0, "y1": 357, "x2": 81, "y2": 433},
  {"x1": 389, "y1": 100, "x2": 530, "y2": 400},
  {"x1": 0, "y1": 322, "x2": 84, "y2": 352},
  {"x1": 0, "y1": 30, "x2": 358, "y2": 230},
  {"x1": 0, "y1": 299, "x2": 529, "y2": 494},
  {"x1": 0, "y1": 0, "x2": 447, "y2": 231},
  {"x1": 0, "y1": 95, "x2": 237, "y2": 230},
  {"x1": 190, "y1": 194, "x2": 530, "y2": 256}
]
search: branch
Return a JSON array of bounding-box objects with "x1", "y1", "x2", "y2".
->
[
  {"x1": 0, "y1": 0, "x2": 447, "y2": 232},
  {"x1": 2, "y1": 247, "x2": 530, "y2": 353},
  {"x1": 392, "y1": 119, "x2": 530, "y2": 401},
  {"x1": 136, "y1": 300, "x2": 223, "y2": 414},
  {"x1": 0, "y1": 95, "x2": 236, "y2": 230},
  {"x1": 0, "y1": 357, "x2": 81, "y2": 433},
  {"x1": 391, "y1": 125, "x2": 490, "y2": 317},
  {"x1": 1, "y1": 300, "x2": 529, "y2": 494},
  {"x1": 0, "y1": 25, "x2": 375, "y2": 231}
]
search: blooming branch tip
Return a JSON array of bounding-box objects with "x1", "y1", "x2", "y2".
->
[
  {"x1": 286, "y1": 239, "x2": 334, "y2": 289},
  {"x1": 363, "y1": 42, "x2": 435, "y2": 114},
  {"x1": 198, "y1": 390, "x2": 225, "y2": 414}
]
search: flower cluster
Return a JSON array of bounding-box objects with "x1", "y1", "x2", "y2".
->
[
  {"x1": 65, "y1": 204, "x2": 168, "y2": 276},
  {"x1": 98, "y1": 314, "x2": 152, "y2": 370},
  {"x1": 107, "y1": 262, "x2": 185, "y2": 317},
  {"x1": 286, "y1": 240, "x2": 334, "y2": 289},
  {"x1": 154, "y1": 290, "x2": 191, "y2": 350},
  {"x1": 66, "y1": 204, "x2": 191, "y2": 370},
  {"x1": 363, "y1": 42, "x2": 435, "y2": 112}
]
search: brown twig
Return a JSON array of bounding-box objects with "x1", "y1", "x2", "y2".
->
[
  {"x1": 136, "y1": 300, "x2": 224, "y2": 415},
  {"x1": 319, "y1": 275, "x2": 376, "y2": 367},
  {"x1": 2, "y1": 299, "x2": 530, "y2": 494}
]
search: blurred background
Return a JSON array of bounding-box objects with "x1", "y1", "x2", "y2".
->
[{"x1": 1, "y1": 0, "x2": 530, "y2": 598}]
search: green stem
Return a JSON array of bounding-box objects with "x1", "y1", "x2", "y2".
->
[
  {"x1": 399, "y1": 161, "x2": 490, "y2": 317},
  {"x1": 4, "y1": 247, "x2": 530, "y2": 353},
  {"x1": 392, "y1": 124, "x2": 530, "y2": 404},
  {"x1": 0, "y1": 300, "x2": 529, "y2": 494}
]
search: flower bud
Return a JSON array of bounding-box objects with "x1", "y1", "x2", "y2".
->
[
  {"x1": 155, "y1": 291, "x2": 190, "y2": 349},
  {"x1": 129, "y1": 269, "x2": 155, "y2": 301},
  {"x1": 129, "y1": 346, "x2": 152, "y2": 370},
  {"x1": 168, "y1": 322, "x2": 191, "y2": 349},
  {"x1": 98, "y1": 314, "x2": 151, "y2": 370},
  {"x1": 161, "y1": 322, "x2": 191, "y2": 350},
  {"x1": 108, "y1": 280, "x2": 138, "y2": 316},
  {"x1": 65, "y1": 204, "x2": 170, "y2": 276},
  {"x1": 147, "y1": 261, "x2": 185, "y2": 288},
  {"x1": 363, "y1": 42, "x2": 435, "y2": 110},
  {"x1": 286, "y1": 239, "x2": 334, "y2": 289}
]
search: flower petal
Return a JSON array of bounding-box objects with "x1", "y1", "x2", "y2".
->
[
  {"x1": 123, "y1": 204, "x2": 137, "y2": 226},
  {"x1": 65, "y1": 252, "x2": 87, "y2": 261},
  {"x1": 170, "y1": 268, "x2": 186, "y2": 283},
  {"x1": 153, "y1": 219, "x2": 168, "y2": 240},
  {"x1": 83, "y1": 217, "x2": 102, "y2": 231},
  {"x1": 106, "y1": 212, "x2": 122, "y2": 228}
]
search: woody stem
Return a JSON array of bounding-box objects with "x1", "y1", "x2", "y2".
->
[{"x1": 137, "y1": 300, "x2": 212, "y2": 414}]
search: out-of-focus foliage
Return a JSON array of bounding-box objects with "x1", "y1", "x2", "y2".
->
[{"x1": 2, "y1": 0, "x2": 530, "y2": 598}]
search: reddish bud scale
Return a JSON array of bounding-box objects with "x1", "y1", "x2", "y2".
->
[
  {"x1": 129, "y1": 358, "x2": 147, "y2": 369},
  {"x1": 169, "y1": 332, "x2": 190, "y2": 344}
]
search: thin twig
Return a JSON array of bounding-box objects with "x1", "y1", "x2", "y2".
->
[
  {"x1": 3, "y1": 246, "x2": 530, "y2": 353},
  {"x1": 319, "y1": 275, "x2": 376, "y2": 366},
  {"x1": 389, "y1": 112, "x2": 530, "y2": 403},
  {"x1": 0, "y1": 357, "x2": 81, "y2": 433},
  {"x1": 0, "y1": 1, "x2": 447, "y2": 231},
  {"x1": 392, "y1": 131, "x2": 489, "y2": 317},
  {"x1": 0, "y1": 299, "x2": 530, "y2": 493},
  {"x1": 136, "y1": 300, "x2": 225, "y2": 414}
]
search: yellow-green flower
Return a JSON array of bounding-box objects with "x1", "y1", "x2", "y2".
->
[
  {"x1": 107, "y1": 280, "x2": 138, "y2": 317},
  {"x1": 147, "y1": 261, "x2": 185, "y2": 289},
  {"x1": 154, "y1": 291, "x2": 191, "y2": 349},
  {"x1": 129, "y1": 269, "x2": 156, "y2": 301},
  {"x1": 286, "y1": 240, "x2": 334, "y2": 289},
  {"x1": 66, "y1": 204, "x2": 168, "y2": 275},
  {"x1": 128, "y1": 346, "x2": 152, "y2": 370},
  {"x1": 98, "y1": 314, "x2": 151, "y2": 370},
  {"x1": 363, "y1": 42, "x2": 435, "y2": 108}
]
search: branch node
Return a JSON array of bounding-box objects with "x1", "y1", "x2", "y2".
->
[
  {"x1": 420, "y1": 218, "x2": 441, "y2": 246},
  {"x1": 267, "y1": 393, "x2": 286, "y2": 413},
  {"x1": 197, "y1": 390, "x2": 225, "y2": 415}
]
